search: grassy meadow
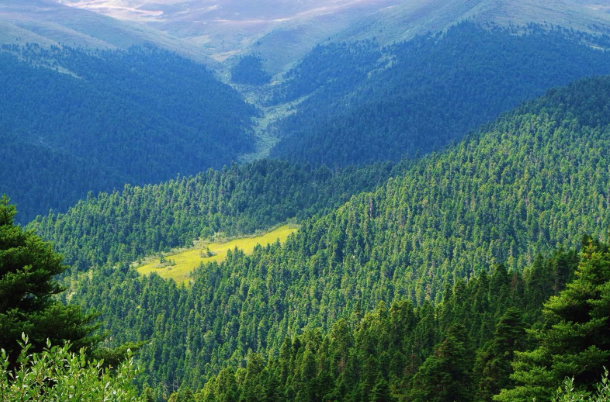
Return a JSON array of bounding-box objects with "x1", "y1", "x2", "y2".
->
[{"x1": 137, "y1": 225, "x2": 298, "y2": 284}]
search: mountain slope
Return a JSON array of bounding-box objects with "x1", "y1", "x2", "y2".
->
[
  {"x1": 30, "y1": 160, "x2": 396, "y2": 270},
  {"x1": 0, "y1": 44, "x2": 257, "y2": 223},
  {"x1": 55, "y1": 0, "x2": 610, "y2": 75},
  {"x1": 0, "y1": 0, "x2": 215, "y2": 65},
  {"x1": 57, "y1": 76, "x2": 610, "y2": 392},
  {"x1": 56, "y1": 0, "x2": 404, "y2": 74},
  {"x1": 269, "y1": 23, "x2": 610, "y2": 166},
  {"x1": 332, "y1": 0, "x2": 610, "y2": 47}
]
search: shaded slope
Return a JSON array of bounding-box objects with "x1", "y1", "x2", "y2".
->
[
  {"x1": 0, "y1": 44, "x2": 256, "y2": 223},
  {"x1": 270, "y1": 23, "x2": 610, "y2": 166}
]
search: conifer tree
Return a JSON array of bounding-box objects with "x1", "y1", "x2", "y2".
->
[
  {"x1": 370, "y1": 376, "x2": 395, "y2": 402},
  {"x1": 495, "y1": 239, "x2": 610, "y2": 402},
  {"x1": 409, "y1": 324, "x2": 473, "y2": 402},
  {"x1": 0, "y1": 196, "x2": 99, "y2": 365},
  {"x1": 474, "y1": 308, "x2": 526, "y2": 401}
]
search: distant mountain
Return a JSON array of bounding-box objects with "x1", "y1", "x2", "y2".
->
[
  {"x1": 0, "y1": 0, "x2": 216, "y2": 66},
  {"x1": 331, "y1": 0, "x2": 610, "y2": 46},
  {"x1": 269, "y1": 23, "x2": 610, "y2": 166},
  {"x1": 7, "y1": 0, "x2": 610, "y2": 76},
  {"x1": 54, "y1": 0, "x2": 405, "y2": 74},
  {"x1": 0, "y1": 45, "x2": 257, "y2": 223},
  {"x1": 55, "y1": 75, "x2": 610, "y2": 393}
]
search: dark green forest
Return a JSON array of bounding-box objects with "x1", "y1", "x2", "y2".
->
[
  {"x1": 30, "y1": 160, "x2": 397, "y2": 271},
  {"x1": 40, "y1": 76, "x2": 610, "y2": 399},
  {"x1": 193, "y1": 239, "x2": 609, "y2": 402},
  {"x1": 231, "y1": 55, "x2": 272, "y2": 86},
  {"x1": 0, "y1": 45, "x2": 257, "y2": 223},
  {"x1": 270, "y1": 23, "x2": 610, "y2": 167}
]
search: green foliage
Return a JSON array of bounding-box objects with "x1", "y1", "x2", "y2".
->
[
  {"x1": 30, "y1": 159, "x2": 395, "y2": 271},
  {"x1": 231, "y1": 55, "x2": 272, "y2": 85},
  {"x1": 552, "y1": 369, "x2": 610, "y2": 402},
  {"x1": 409, "y1": 325, "x2": 473, "y2": 402},
  {"x1": 191, "y1": 249, "x2": 582, "y2": 402},
  {"x1": 270, "y1": 23, "x2": 610, "y2": 167},
  {"x1": 70, "y1": 245, "x2": 578, "y2": 396},
  {"x1": 0, "y1": 335, "x2": 143, "y2": 402},
  {"x1": 0, "y1": 196, "x2": 99, "y2": 366},
  {"x1": 474, "y1": 308, "x2": 527, "y2": 401},
  {"x1": 52, "y1": 75, "x2": 610, "y2": 394},
  {"x1": 0, "y1": 44, "x2": 257, "y2": 223},
  {"x1": 495, "y1": 239, "x2": 610, "y2": 402}
]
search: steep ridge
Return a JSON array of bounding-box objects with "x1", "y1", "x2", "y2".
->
[
  {"x1": 62, "y1": 76, "x2": 610, "y2": 392},
  {"x1": 269, "y1": 23, "x2": 610, "y2": 166},
  {"x1": 0, "y1": 44, "x2": 256, "y2": 223}
]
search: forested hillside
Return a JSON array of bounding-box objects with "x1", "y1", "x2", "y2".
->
[
  {"x1": 31, "y1": 160, "x2": 396, "y2": 271},
  {"x1": 270, "y1": 23, "x2": 610, "y2": 166},
  {"x1": 192, "y1": 238, "x2": 610, "y2": 402},
  {"x1": 0, "y1": 44, "x2": 256, "y2": 223},
  {"x1": 54, "y1": 76, "x2": 610, "y2": 397}
]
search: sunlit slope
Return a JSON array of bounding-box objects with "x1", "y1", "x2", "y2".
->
[
  {"x1": 332, "y1": 0, "x2": 610, "y2": 47},
  {"x1": 137, "y1": 225, "x2": 298, "y2": 284},
  {"x1": 57, "y1": 0, "x2": 402, "y2": 74},
  {"x1": 0, "y1": 0, "x2": 215, "y2": 65}
]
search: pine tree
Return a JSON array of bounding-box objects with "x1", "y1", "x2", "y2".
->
[{"x1": 0, "y1": 196, "x2": 99, "y2": 365}]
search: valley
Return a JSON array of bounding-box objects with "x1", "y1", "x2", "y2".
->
[{"x1": 2, "y1": 1, "x2": 610, "y2": 401}]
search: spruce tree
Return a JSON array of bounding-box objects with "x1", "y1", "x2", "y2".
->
[
  {"x1": 0, "y1": 196, "x2": 99, "y2": 365},
  {"x1": 495, "y1": 239, "x2": 610, "y2": 402},
  {"x1": 474, "y1": 308, "x2": 527, "y2": 401},
  {"x1": 370, "y1": 376, "x2": 395, "y2": 402},
  {"x1": 409, "y1": 324, "x2": 473, "y2": 402}
]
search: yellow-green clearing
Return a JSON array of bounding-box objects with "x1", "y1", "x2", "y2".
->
[{"x1": 137, "y1": 225, "x2": 298, "y2": 284}]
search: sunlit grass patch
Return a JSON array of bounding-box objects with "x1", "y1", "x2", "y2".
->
[{"x1": 137, "y1": 225, "x2": 298, "y2": 284}]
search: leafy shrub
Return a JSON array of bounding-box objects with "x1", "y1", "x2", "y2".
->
[{"x1": 0, "y1": 335, "x2": 143, "y2": 402}]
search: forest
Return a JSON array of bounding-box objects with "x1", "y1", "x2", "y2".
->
[
  {"x1": 29, "y1": 160, "x2": 398, "y2": 271},
  {"x1": 0, "y1": 45, "x2": 257, "y2": 223},
  {"x1": 19, "y1": 75, "x2": 609, "y2": 400},
  {"x1": 269, "y1": 23, "x2": 610, "y2": 167},
  {"x1": 3, "y1": 7, "x2": 610, "y2": 402}
]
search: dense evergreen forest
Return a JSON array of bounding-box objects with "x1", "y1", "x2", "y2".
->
[
  {"x1": 231, "y1": 55, "x2": 272, "y2": 86},
  {"x1": 39, "y1": 76, "x2": 610, "y2": 399},
  {"x1": 193, "y1": 240, "x2": 609, "y2": 402},
  {"x1": 0, "y1": 45, "x2": 257, "y2": 223},
  {"x1": 30, "y1": 160, "x2": 397, "y2": 271},
  {"x1": 269, "y1": 23, "x2": 610, "y2": 166},
  {"x1": 3, "y1": 9, "x2": 610, "y2": 401}
]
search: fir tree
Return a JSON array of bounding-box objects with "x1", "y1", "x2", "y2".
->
[
  {"x1": 495, "y1": 240, "x2": 610, "y2": 402},
  {"x1": 474, "y1": 308, "x2": 527, "y2": 401},
  {"x1": 0, "y1": 196, "x2": 99, "y2": 365},
  {"x1": 409, "y1": 324, "x2": 473, "y2": 402}
]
